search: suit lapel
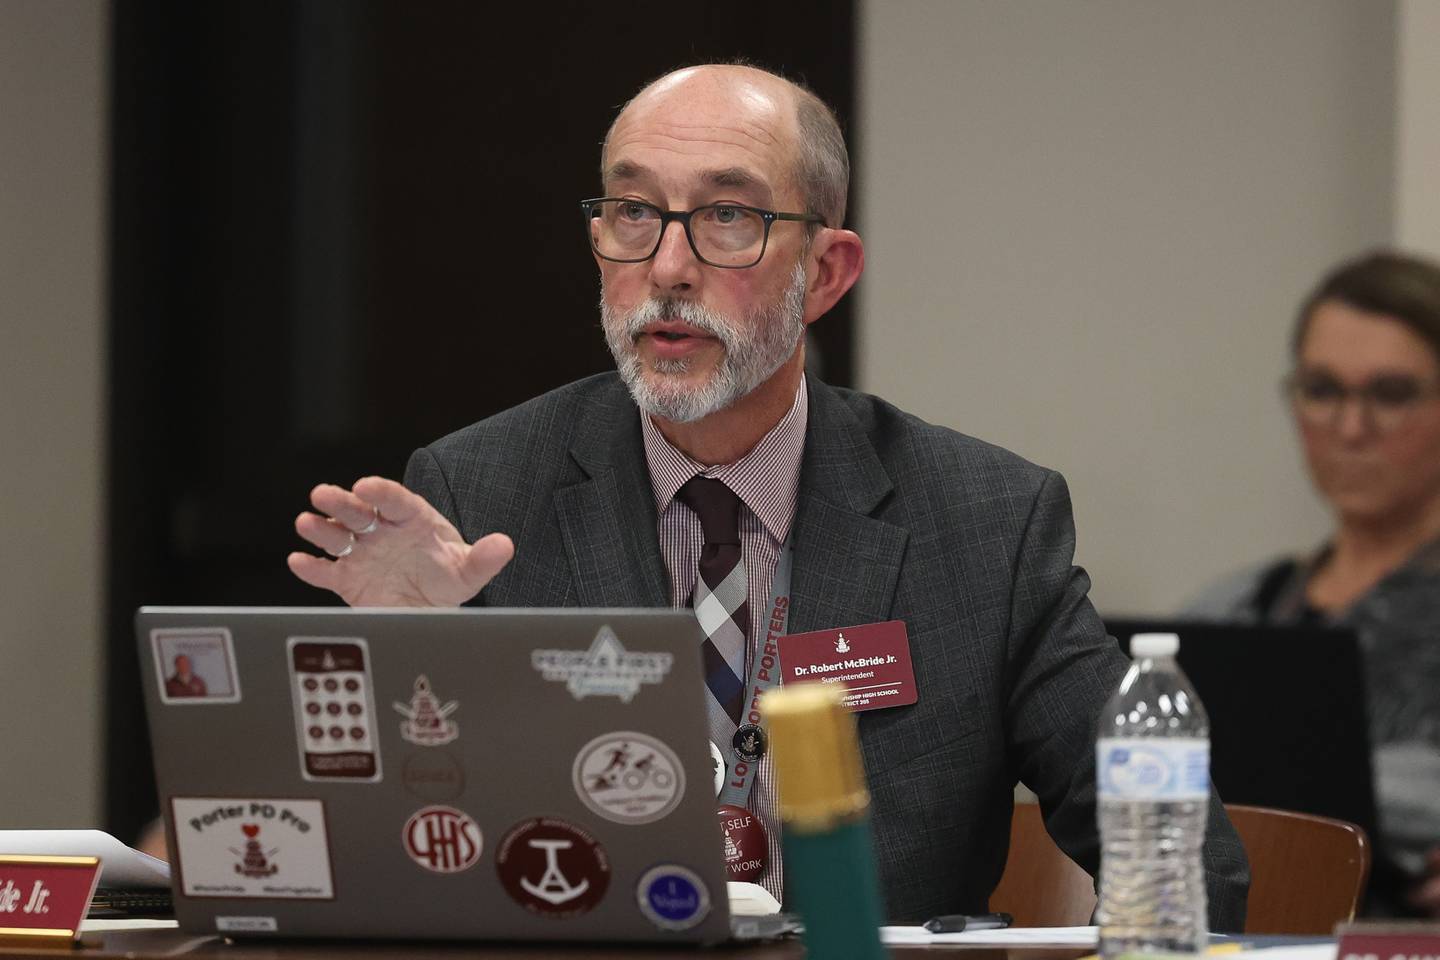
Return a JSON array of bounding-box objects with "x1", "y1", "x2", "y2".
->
[
  {"x1": 788, "y1": 380, "x2": 908, "y2": 636},
  {"x1": 553, "y1": 384, "x2": 670, "y2": 608}
]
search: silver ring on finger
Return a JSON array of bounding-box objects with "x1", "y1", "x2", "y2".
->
[
  {"x1": 329, "y1": 531, "x2": 356, "y2": 559},
  {"x1": 354, "y1": 505, "x2": 380, "y2": 536}
]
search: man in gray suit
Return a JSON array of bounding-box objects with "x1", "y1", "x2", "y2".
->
[{"x1": 288, "y1": 63, "x2": 1248, "y2": 924}]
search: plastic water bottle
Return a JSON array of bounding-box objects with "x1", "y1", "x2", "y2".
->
[{"x1": 1097, "y1": 632, "x2": 1210, "y2": 958}]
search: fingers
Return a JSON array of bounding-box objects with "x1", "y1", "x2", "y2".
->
[
  {"x1": 460, "y1": 533, "x2": 516, "y2": 590},
  {"x1": 287, "y1": 551, "x2": 342, "y2": 591},
  {"x1": 352, "y1": 476, "x2": 431, "y2": 525},
  {"x1": 295, "y1": 511, "x2": 357, "y2": 556},
  {"x1": 310, "y1": 483, "x2": 387, "y2": 533}
]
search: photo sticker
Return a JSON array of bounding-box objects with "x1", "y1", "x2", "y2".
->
[
  {"x1": 288, "y1": 638, "x2": 382, "y2": 782},
  {"x1": 170, "y1": 798, "x2": 333, "y2": 900},
  {"x1": 572, "y1": 732, "x2": 685, "y2": 825},
  {"x1": 151, "y1": 628, "x2": 241, "y2": 705}
]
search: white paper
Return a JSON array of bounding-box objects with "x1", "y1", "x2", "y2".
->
[
  {"x1": 1227, "y1": 945, "x2": 1337, "y2": 960},
  {"x1": 0, "y1": 829, "x2": 171, "y2": 888},
  {"x1": 80, "y1": 919, "x2": 180, "y2": 932},
  {"x1": 881, "y1": 924, "x2": 1099, "y2": 945},
  {"x1": 727, "y1": 881, "x2": 781, "y2": 916}
]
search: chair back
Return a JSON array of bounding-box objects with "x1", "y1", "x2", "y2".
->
[
  {"x1": 989, "y1": 802, "x2": 1096, "y2": 926},
  {"x1": 1226, "y1": 803, "x2": 1370, "y2": 935}
]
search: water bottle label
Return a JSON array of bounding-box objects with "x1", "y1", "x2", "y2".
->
[{"x1": 1096, "y1": 738, "x2": 1210, "y2": 800}]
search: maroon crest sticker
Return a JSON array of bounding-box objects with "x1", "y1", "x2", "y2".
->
[
  {"x1": 402, "y1": 806, "x2": 482, "y2": 874},
  {"x1": 495, "y1": 818, "x2": 610, "y2": 917}
]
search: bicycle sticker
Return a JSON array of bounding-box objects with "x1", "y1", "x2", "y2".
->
[{"x1": 571, "y1": 731, "x2": 686, "y2": 826}]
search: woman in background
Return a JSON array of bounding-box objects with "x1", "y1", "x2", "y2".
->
[{"x1": 1187, "y1": 250, "x2": 1440, "y2": 916}]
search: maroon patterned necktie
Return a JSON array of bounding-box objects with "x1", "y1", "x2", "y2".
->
[{"x1": 674, "y1": 476, "x2": 749, "y2": 726}]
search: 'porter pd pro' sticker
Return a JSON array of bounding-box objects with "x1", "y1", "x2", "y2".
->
[
  {"x1": 495, "y1": 818, "x2": 609, "y2": 918},
  {"x1": 170, "y1": 798, "x2": 333, "y2": 899},
  {"x1": 572, "y1": 732, "x2": 685, "y2": 825}
]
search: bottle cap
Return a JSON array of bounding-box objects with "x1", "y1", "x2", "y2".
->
[
  {"x1": 1131, "y1": 632, "x2": 1180, "y2": 657},
  {"x1": 759, "y1": 683, "x2": 870, "y2": 834}
]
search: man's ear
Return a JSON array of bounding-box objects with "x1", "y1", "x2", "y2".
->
[{"x1": 803, "y1": 229, "x2": 865, "y2": 325}]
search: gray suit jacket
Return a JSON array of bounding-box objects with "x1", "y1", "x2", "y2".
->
[{"x1": 404, "y1": 373, "x2": 1250, "y2": 926}]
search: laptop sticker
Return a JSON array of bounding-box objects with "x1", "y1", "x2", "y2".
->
[
  {"x1": 571, "y1": 732, "x2": 685, "y2": 826},
  {"x1": 287, "y1": 638, "x2": 382, "y2": 782},
  {"x1": 495, "y1": 818, "x2": 610, "y2": 918},
  {"x1": 635, "y1": 864, "x2": 711, "y2": 932},
  {"x1": 150, "y1": 628, "x2": 242, "y2": 705},
  {"x1": 400, "y1": 751, "x2": 466, "y2": 803},
  {"x1": 530, "y1": 626, "x2": 673, "y2": 702},
  {"x1": 170, "y1": 798, "x2": 334, "y2": 900},
  {"x1": 401, "y1": 805, "x2": 482, "y2": 874},
  {"x1": 393, "y1": 675, "x2": 459, "y2": 746}
]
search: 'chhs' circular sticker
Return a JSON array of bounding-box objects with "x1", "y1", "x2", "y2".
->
[
  {"x1": 402, "y1": 805, "x2": 482, "y2": 874},
  {"x1": 572, "y1": 732, "x2": 685, "y2": 825},
  {"x1": 636, "y1": 864, "x2": 711, "y2": 931},
  {"x1": 495, "y1": 818, "x2": 610, "y2": 918}
]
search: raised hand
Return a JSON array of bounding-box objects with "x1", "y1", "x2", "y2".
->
[{"x1": 287, "y1": 476, "x2": 514, "y2": 607}]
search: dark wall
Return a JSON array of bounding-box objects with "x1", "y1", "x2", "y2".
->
[{"x1": 107, "y1": 0, "x2": 856, "y2": 838}]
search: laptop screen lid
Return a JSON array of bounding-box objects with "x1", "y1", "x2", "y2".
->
[
  {"x1": 137, "y1": 606, "x2": 738, "y2": 943},
  {"x1": 1104, "y1": 617, "x2": 1377, "y2": 845}
]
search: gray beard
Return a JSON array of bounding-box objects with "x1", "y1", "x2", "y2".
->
[{"x1": 600, "y1": 262, "x2": 807, "y2": 424}]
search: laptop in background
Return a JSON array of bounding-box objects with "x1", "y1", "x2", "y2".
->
[
  {"x1": 1103, "y1": 617, "x2": 1378, "y2": 846},
  {"x1": 137, "y1": 606, "x2": 783, "y2": 943}
]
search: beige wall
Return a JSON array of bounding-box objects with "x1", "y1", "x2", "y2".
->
[
  {"x1": 857, "y1": 0, "x2": 1397, "y2": 613},
  {"x1": 0, "y1": 0, "x2": 107, "y2": 825},
  {"x1": 1397, "y1": 0, "x2": 1440, "y2": 258}
]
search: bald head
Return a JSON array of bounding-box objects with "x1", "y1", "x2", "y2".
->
[{"x1": 602, "y1": 64, "x2": 849, "y2": 228}]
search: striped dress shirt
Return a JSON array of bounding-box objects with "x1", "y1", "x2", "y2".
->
[{"x1": 640, "y1": 377, "x2": 808, "y2": 902}]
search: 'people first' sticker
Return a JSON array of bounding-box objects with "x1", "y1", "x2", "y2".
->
[
  {"x1": 288, "y1": 638, "x2": 381, "y2": 782},
  {"x1": 1097, "y1": 738, "x2": 1209, "y2": 800}
]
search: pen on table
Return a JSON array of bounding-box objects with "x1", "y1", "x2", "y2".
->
[{"x1": 922, "y1": 912, "x2": 1013, "y2": 933}]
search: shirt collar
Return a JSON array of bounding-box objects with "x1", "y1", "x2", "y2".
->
[{"x1": 642, "y1": 376, "x2": 809, "y2": 544}]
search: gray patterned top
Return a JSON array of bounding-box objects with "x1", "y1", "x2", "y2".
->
[{"x1": 1185, "y1": 540, "x2": 1440, "y2": 878}]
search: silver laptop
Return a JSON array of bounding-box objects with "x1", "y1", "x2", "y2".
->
[{"x1": 137, "y1": 606, "x2": 780, "y2": 943}]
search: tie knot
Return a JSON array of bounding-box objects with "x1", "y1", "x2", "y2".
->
[{"x1": 674, "y1": 476, "x2": 742, "y2": 546}]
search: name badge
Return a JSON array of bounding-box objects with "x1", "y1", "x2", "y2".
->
[
  {"x1": 777, "y1": 620, "x2": 918, "y2": 712},
  {"x1": 1337, "y1": 922, "x2": 1440, "y2": 960},
  {"x1": 0, "y1": 855, "x2": 102, "y2": 946}
]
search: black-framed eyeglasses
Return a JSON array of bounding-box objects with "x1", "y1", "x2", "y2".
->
[
  {"x1": 1282, "y1": 369, "x2": 1440, "y2": 434},
  {"x1": 581, "y1": 197, "x2": 824, "y2": 269}
]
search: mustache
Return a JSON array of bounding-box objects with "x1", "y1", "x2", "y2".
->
[{"x1": 616, "y1": 297, "x2": 736, "y2": 343}]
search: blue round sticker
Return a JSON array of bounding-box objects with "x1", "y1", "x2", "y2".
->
[{"x1": 636, "y1": 864, "x2": 711, "y2": 931}]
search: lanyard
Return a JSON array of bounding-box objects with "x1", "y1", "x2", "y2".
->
[{"x1": 716, "y1": 541, "x2": 792, "y2": 809}]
